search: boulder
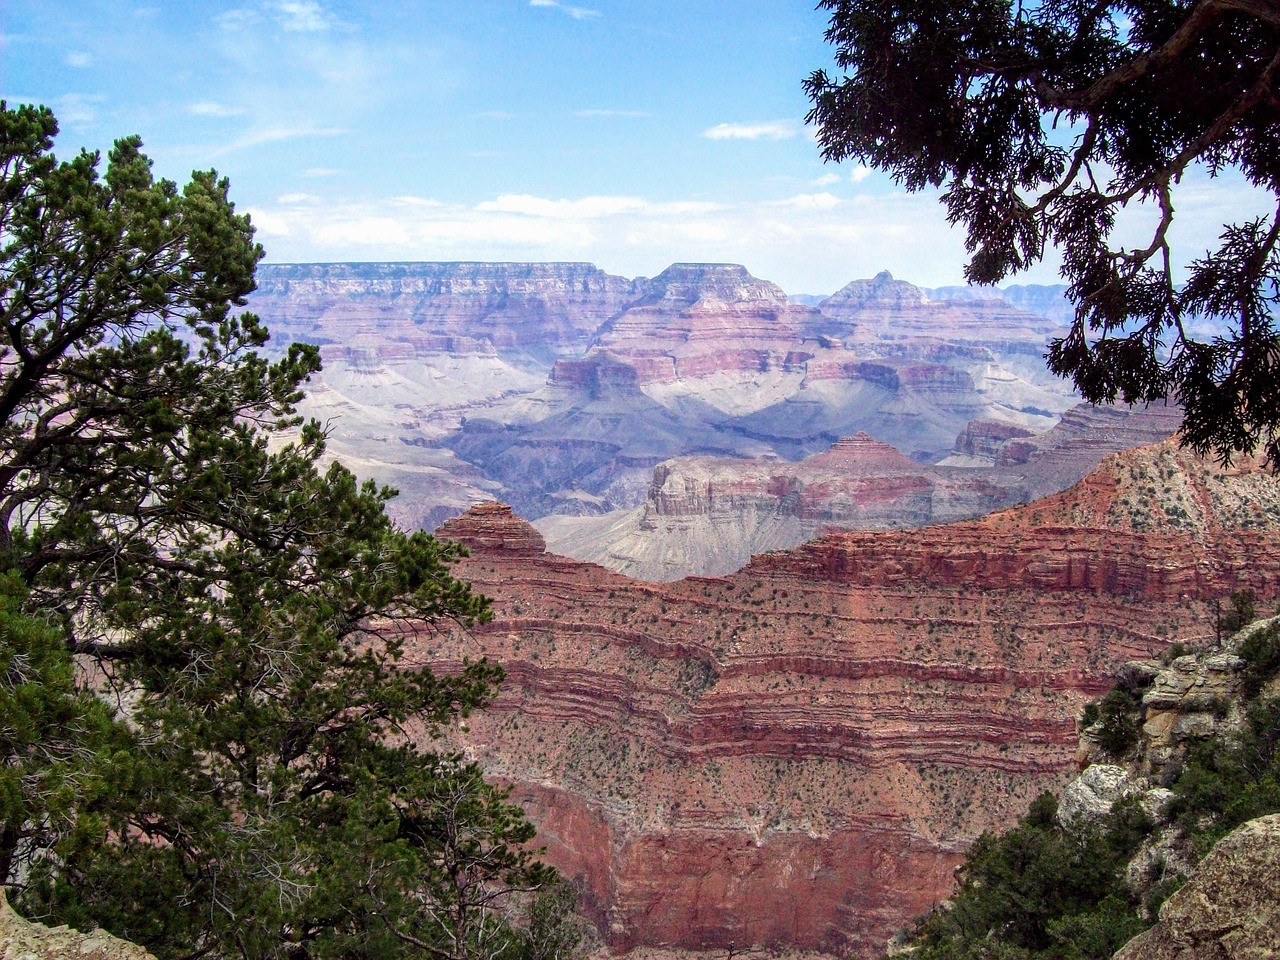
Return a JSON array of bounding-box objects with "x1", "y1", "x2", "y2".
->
[
  {"x1": 0, "y1": 891, "x2": 155, "y2": 960},
  {"x1": 1114, "y1": 814, "x2": 1280, "y2": 959}
]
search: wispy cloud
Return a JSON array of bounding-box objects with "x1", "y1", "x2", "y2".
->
[
  {"x1": 810, "y1": 173, "x2": 841, "y2": 187},
  {"x1": 530, "y1": 0, "x2": 602, "y2": 20},
  {"x1": 186, "y1": 126, "x2": 350, "y2": 156},
  {"x1": 217, "y1": 1, "x2": 347, "y2": 33},
  {"x1": 575, "y1": 109, "x2": 650, "y2": 118},
  {"x1": 55, "y1": 93, "x2": 105, "y2": 125},
  {"x1": 273, "y1": 0, "x2": 345, "y2": 32},
  {"x1": 66, "y1": 51, "x2": 93, "y2": 68},
  {"x1": 301, "y1": 167, "x2": 341, "y2": 178},
  {"x1": 703, "y1": 120, "x2": 799, "y2": 141},
  {"x1": 774, "y1": 192, "x2": 842, "y2": 211},
  {"x1": 849, "y1": 165, "x2": 872, "y2": 183},
  {"x1": 188, "y1": 101, "x2": 245, "y2": 117}
]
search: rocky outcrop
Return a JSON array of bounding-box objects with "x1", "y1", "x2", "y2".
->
[
  {"x1": 548, "y1": 409, "x2": 1187, "y2": 582},
  {"x1": 1113, "y1": 814, "x2": 1280, "y2": 960},
  {"x1": 0, "y1": 892, "x2": 155, "y2": 960},
  {"x1": 420, "y1": 444, "x2": 1280, "y2": 960},
  {"x1": 749, "y1": 441, "x2": 1280, "y2": 599},
  {"x1": 436, "y1": 502, "x2": 546, "y2": 556},
  {"x1": 251, "y1": 261, "x2": 646, "y2": 359},
  {"x1": 820, "y1": 271, "x2": 1064, "y2": 348},
  {"x1": 552, "y1": 263, "x2": 826, "y2": 388},
  {"x1": 953, "y1": 419, "x2": 1036, "y2": 460}
]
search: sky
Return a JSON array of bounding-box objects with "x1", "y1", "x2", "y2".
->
[{"x1": 1, "y1": 0, "x2": 1268, "y2": 294}]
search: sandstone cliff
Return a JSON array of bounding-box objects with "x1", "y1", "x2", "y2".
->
[
  {"x1": 413, "y1": 441, "x2": 1280, "y2": 960},
  {"x1": 538, "y1": 401, "x2": 1185, "y2": 581}
]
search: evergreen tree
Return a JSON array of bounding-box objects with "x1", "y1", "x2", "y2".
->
[
  {"x1": 0, "y1": 102, "x2": 573, "y2": 960},
  {"x1": 806, "y1": 0, "x2": 1280, "y2": 464}
]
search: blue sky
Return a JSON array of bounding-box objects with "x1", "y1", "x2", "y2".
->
[{"x1": 2, "y1": 1, "x2": 1266, "y2": 294}]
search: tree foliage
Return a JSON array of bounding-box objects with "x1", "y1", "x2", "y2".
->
[
  {"x1": 806, "y1": 0, "x2": 1280, "y2": 464},
  {"x1": 910, "y1": 793, "x2": 1150, "y2": 960},
  {"x1": 907, "y1": 637, "x2": 1280, "y2": 959},
  {"x1": 0, "y1": 101, "x2": 578, "y2": 960}
]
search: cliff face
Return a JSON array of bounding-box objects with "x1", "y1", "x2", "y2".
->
[
  {"x1": 249, "y1": 262, "x2": 1095, "y2": 547},
  {"x1": 538, "y1": 402, "x2": 1186, "y2": 582},
  {"x1": 252, "y1": 261, "x2": 646, "y2": 359},
  {"x1": 413, "y1": 442, "x2": 1280, "y2": 960}
]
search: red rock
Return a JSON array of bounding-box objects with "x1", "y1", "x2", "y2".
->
[
  {"x1": 436, "y1": 501, "x2": 546, "y2": 556},
  {"x1": 405, "y1": 441, "x2": 1280, "y2": 960}
]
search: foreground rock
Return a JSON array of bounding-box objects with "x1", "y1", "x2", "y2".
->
[
  {"x1": 0, "y1": 892, "x2": 155, "y2": 960},
  {"x1": 415, "y1": 440, "x2": 1280, "y2": 960},
  {"x1": 1114, "y1": 814, "x2": 1280, "y2": 960}
]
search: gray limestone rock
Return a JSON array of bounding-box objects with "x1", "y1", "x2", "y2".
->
[
  {"x1": 1113, "y1": 814, "x2": 1280, "y2": 960},
  {"x1": 1058, "y1": 764, "x2": 1138, "y2": 829}
]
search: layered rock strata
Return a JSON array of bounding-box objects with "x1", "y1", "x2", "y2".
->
[
  {"x1": 539, "y1": 402, "x2": 1185, "y2": 581},
  {"x1": 411, "y1": 441, "x2": 1280, "y2": 960},
  {"x1": 251, "y1": 262, "x2": 1088, "y2": 543}
]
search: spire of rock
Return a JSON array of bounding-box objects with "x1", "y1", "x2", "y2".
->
[{"x1": 436, "y1": 501, "x2": 546, "y2": 556}]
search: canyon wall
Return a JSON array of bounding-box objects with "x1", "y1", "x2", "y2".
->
[
  {"x1": 536, "y1": 401, "x2": 1185, "y2": 581},
  {"x1": 412, "y1": 441, "x2": 1280, "y2": 959},
  {"x1": 250, "y1": 262, "x2": 1091, "y2": 552}
]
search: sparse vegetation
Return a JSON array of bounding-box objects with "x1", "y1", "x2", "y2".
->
[{"x1": 902, "y1": 631, "x2": 1280, "y2": 959}]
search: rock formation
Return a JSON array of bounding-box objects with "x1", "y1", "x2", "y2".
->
[
  {"x1": 1114, "y1": 814, "x2": 1280, "y2": 960},
  {"x1": 0, "y1": 891, "x2": 155, "y2": 960},
  {"x1": 538, "y1": 402, "x2": 1185, "y2": 581},
  {"x1": 249, "y1": 262, "x2": 1093, "y2": 549},
  {"x1": 412, "y1": 441, "x2": 1280, "y2": 960},
  {"x1": 252, "y1": 261, "x2": 646, "y2": 360}
]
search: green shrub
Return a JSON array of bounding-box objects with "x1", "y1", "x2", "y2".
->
[
  {"x1": 1238, "y1": 621, "x2": 1280, "y2": 700},
  {"x1": 1221, "y1": 589, "x2": 1257, "y2": 637},
  {"x1": 1096, "y1": 689, "x2": 1139, "y2": 758}
]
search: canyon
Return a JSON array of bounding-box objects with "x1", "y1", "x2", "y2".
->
[
  {"x1": 408, "y1": 441, "x2": 1280, "y2": 959},
  {"x1": 248, "y1": 261, "x2": 1184, "y2": 579}
]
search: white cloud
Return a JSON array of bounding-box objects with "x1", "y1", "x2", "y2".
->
[
  {"x1": 224, "y1": 126, "x2": 349, "y2": 151},
  {"x1": 703, "y1": 120, "x2": 799, "y2": 141},
  {"x1": 849, "y1": 165, "x2": 873, "y2": 183},
  {"x1": 273, "y1": 1, "x2": 339, "y2": 31},
  {"x1": 217, "y1": 2, "x2": 347, "y2": 32},
  {"x1": 810, "y1": 173, "x2": 841, "y2": 187},
  {"x1": 246, "y1": 188, "x2": 982, "y2": 294},
  {"x1": 278, "y1": 192, "x2": 319, "y2": 204},
  {"x1": 775, "y1": 192, "x2": 842, "y2": 211},
  {"x1": 55, "y1": 93, "x2": 104, "y2": 125},
  {"x1": 188, "y1": 101, "x2": 245, "y2": 117},
  {"x1": 301, "y1": 167, "x2": 341, "y2": 177},
  {"x1": 530, "y1": 0, "x2": 602, "y2": 20},
  {"x1": 392, "y1": 195, "x2": 445, "y2": 208},
  {"x1": 66, "y1": 51, "x2": 92, "y2": 68}
]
